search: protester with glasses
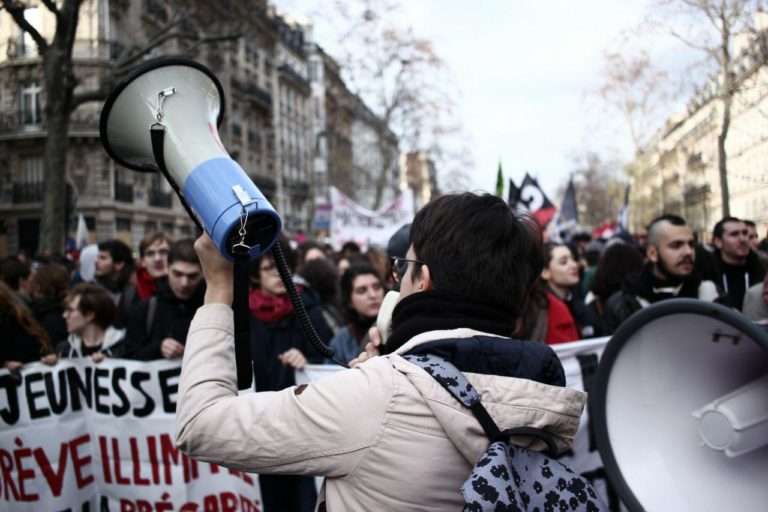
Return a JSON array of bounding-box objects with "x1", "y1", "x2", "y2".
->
[
  {"x1": 177, "y1": 193, "x2": 584, "y2": 511},
  {"x1": 245, "y1": 236, "x2": 333, "y2": 512},
  {"x1": 327, "y1": 263, "x2": 385, "y2": 365}
]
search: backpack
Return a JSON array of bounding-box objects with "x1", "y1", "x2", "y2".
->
[{"x1": 403, "y1": 353, "x2": 607, "y2": 512}]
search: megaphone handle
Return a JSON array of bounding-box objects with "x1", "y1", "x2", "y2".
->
[{"x1": 150, "y1": 124, "x2": 203, "y2": 233}]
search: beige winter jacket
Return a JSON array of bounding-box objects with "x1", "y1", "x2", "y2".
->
[{"x1": 176, "y1": 304, "x2": 586, "y2": 511}]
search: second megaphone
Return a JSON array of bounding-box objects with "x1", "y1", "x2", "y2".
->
[{"x1": 100, "y1": 57, "x2": 281, "y2": 259}]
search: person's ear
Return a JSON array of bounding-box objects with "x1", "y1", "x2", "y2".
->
[
  {"x1": 83, "y1": 311, "x2": 95, "y2": 325},
  {"x1": 713, "y1": 237, "x2": 723, "y2": 250},
  {"x1": 541, "y1": 267, "x2": 551, "y2": 281},
  {"x1": 114, "y1": 261, "x2": 125, "y2": 272},
  {"x1": 418, "y1": 264, "x2": 433, "y2": 291},
  {"x1": 647, "y1": 245, "x2": 659, "y2": 264}
]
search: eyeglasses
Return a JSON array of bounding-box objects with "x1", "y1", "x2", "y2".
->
[{"x1": 390, "y1": 256, "x2": 424, "y2": 283}]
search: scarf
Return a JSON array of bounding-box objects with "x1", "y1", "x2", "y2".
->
[
  {"x1": 381, "y1": 290, "x2": 515, "y2": 354},
  {"x1": 135, "y1": 267, "x2": 157, "y2": 300},
  {"x1": 249, "y1": 289, "x2": 294, "y2": 324}
]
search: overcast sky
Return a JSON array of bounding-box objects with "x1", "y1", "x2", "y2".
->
[{"x1": 275, "y1": 1, "x2": 668, "y2": 200}]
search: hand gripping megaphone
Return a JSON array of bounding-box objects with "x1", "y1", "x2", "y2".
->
[{"x1": 100, "y1": 57, "x2": 280, "y2": 259}]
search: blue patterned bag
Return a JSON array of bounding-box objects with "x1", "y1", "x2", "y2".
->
[{"x1": 403, "y1": 354, "x2": 607, "y2": 512}]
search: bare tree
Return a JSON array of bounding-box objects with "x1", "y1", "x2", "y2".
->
[
  {"x1": 314, "y1": 0, "x2": 468, "y2": 208},
  {"x1": 596, "y1": 50, "x2": 670, "y2": 153},
  {"x1": 559, "y1": 152, "x2": 628, "y2": 229},
  {"x1": 1, "y1": 0, "x2": 242, "y2": 253},
  {"x1": 644, "y1": 0, "x2": 763, "y2": 217}
]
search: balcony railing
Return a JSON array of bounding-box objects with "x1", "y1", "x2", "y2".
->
[
  {"x1": 5, "y1": 38, "x2": 122, "y2": 61},
  {"x1": 115, "y1": 183, "x2": 134, "y2": 202},
  {"x1": 12, "y1": 182, "x2": 44, "y2": 203},
  {"x1": 148, "y1": 189, "x2": 172, "y2": 208}
]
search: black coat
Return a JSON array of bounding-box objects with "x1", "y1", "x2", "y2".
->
[
  {"x1": 124, "y1": 278, "x2": 204, "y2": 360},
  {"x1": 250, "y1": 290, "x2": 333, "y2": 392}
]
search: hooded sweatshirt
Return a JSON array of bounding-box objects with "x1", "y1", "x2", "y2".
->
[
  {"x1": 176, "y1": 298, "x2": 585, "y2": 511},
  {"x1": 56, "y1": 326, "x2": 126, "y2": 359}
]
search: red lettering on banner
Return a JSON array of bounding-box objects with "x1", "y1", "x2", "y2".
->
[
  {"x1": 203, "y1": 494, "x2": 219, "y2": 512},
  {"x1": 70, "y1": 434, "x2": 94, "y2": 489},
  {"x1": 13, "y1": 438, "x2": 38, "y2": 501},
  {"x1": 155, "y1": 492, "x2": 173, "y2": 512},
  {"x1": 112, "y1": 438, "x2": 130, "y2": 485},
  {"x1": 33, "y1": 442, "x2": 68, "y2": 497},
  {"x1": 183, "y1": 453, "x2": 199, "y2": 483},
  {"x1": 209, "y1": 463, "x2": 221, "y2": 474},
  {"x1": 147, "y1": 435, "x2": 160, "y2": 484},
  {"x1": 0, "y1": 448, "x2": 20, "y2": 500},
  {"x1": 180, "y1": 503, "x2": 200, "y2": 512},
  {"x1": 160, "y1": 434, "x2": 179, "y2": 485},
  {"x1": 221, "y1": 492, "x2": 237, "y2": 512},
  {"x1": 228, "y1": 468, "x2": 255, "y2": 486},
  {"x1": 120, "y1": 498, "x2": 135, "y2": 512},
  {"x1": 99, "y1": 436, "x2": 112, "y2": 484},
  {"x1": 129, "y1": 437, "x2": 150, "y2": 486}
]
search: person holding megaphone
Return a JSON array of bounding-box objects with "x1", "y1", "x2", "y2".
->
[{"x1": 175, "y1": 193, "x2": 586, "y2": 511}]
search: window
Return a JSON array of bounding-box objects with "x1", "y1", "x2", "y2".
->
[
  {"x1": 162, "y1": 222, "x2": 175, "y2": 234},
  {"x1": 116, "y1": 217, "x2": 132, "y2": 232},
  {"x1": 145, "y1": 221, "x2": 158, "y2": 233},
  {"x1": 13, "y1": 156, "x2": 44, "y2": 203},
  {"x1": 19, "y1": 83, "x2": 42, "y2": 126}
]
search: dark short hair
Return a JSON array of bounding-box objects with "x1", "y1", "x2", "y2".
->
[
  {"x1": 30, "y1": 263, "x2": 70, "y2": 301},
  {"x1": 410, "y1": 193, "x2": 543, "y2": 318},
  {"x1": 168, "y1": 239, "x2": 199, "y2": 266},
  {"x1": 66, "y1": 283, "x2": 117, "y2": 330},
  {"x1": 647, "y1": 214, "x2": 687, "y2": 246},
  {"x1": 744, "y1": 219, "x2": 757, "y2": 229},
  {"x1": 139, "y1": 232, "x2": 172, "y2": 258},
  {"x1": 591, "y1": 243, "x2": 644, "y2": 302},
  {"x1": 713, "y1": 216, "x2": 742, "y2": 240},
  {"x1": 0, "y1": 257, "x2": 31, "y2": 291},
  {"x1": 300, "y1": 257, "x2": 339, "y2": 304},
  {"x1": 97, "y1": 239, "x2": 134, "y2": 266}
]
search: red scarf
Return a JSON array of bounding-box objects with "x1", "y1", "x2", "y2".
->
[
  {"x1": 135, "y1": 267, "x2": 157, "y2": 300},
  {"x1": 249, "y1": 288, "x2": 295, "y2": 323}
]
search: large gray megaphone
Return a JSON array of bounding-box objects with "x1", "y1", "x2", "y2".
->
[
  {"x1": 100, "y1": 57, "x2": 280, "y2": 259},
  {"x1": 591, "y1": 299, "x2": 768, "y2": 511}
]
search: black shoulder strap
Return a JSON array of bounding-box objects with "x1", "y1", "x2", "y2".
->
[{"x1": 403, "y1": 353, "x2": 558, "y2": 455}]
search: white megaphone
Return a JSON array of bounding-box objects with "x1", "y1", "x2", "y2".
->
[
  {"x1": 100, "y1": 57, "x2": 281, "y2": 259},
  {"x1": 591, "y1": 299, "x2": 768, "y2": 511}
]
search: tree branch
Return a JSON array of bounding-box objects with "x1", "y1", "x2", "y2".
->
[
  {"x1": 1, "y1": 0, "x2": 48, "y2": 53},
  {"x1": 39, "y1": 0, "x2": 60, "y2": 16}
]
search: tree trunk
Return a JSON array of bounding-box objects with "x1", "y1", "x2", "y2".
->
[
  {"x1": 38, "y1": 1, "x2": 80, "y2": 254},
  {"x1": 717, "y1": 95, "x2": 731, "y2": 218},
  {"x1": 373, "y1": 127, "x2": 395, "y2": 210}
]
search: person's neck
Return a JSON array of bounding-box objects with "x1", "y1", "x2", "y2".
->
[
  {"x1": 548, "y1": 283, "x2": 569, "y2": 300},
  {"x1": 81, "y1": 325, "x2": 105, "y2": 347},
  {"x1": 721, "y1": 251, "x2": 747, "y2": 266}
]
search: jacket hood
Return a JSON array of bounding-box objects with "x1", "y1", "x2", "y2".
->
[
  {"x1": 392, "y1": 328, "x2": 585, "y2": 459},
  {"x1": 67, "y1": 326, "x2": 125, "y2": 356}
]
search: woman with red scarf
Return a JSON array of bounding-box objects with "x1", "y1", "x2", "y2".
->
[{"x1": 248, "y1": 239, "x2": 333, "y2": 512}]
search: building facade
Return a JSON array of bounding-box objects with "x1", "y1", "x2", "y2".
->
[
  {"x1": 628, "y1": 26, "x2": 768, "y2": 237},
  {"x1": 0, "y1": 1, "x2": 402, "y2": 256}
]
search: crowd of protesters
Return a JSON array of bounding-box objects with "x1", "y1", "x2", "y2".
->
[{"x1": 3, "y1": 213, "x2": 768, "y2": 375}]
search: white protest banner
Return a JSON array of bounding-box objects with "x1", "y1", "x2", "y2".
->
[
  {"x1": 329, "y1": 187, "x2": 413, "y2": 249},
  {"x1": 0, "y1": 359, "x2": 261, "y2": 512}
]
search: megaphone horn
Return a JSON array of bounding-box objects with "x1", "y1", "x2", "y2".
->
[{"x1": 100, "y1": 57, "x2": 280, "y2": 259}]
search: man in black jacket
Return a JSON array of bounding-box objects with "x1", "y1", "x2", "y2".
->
[
  {"x1": 125, "y1": 239, "x2": 204, "y2": 360},
  {"x1": 603, "y1": 214, "x2": 720, "y2": 334},
  {"x1": 709, "y1": 217, "x2": 766, "y2": 310}
]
